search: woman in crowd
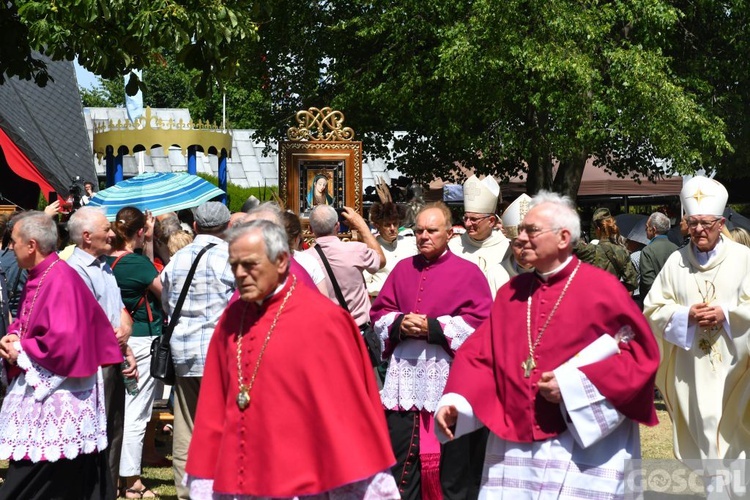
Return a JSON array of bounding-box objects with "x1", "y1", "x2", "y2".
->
[
  {"x1": 106, "y1": 206, "x2": 164, "y2": 499},
  {"x1": 364, "y1": 201, "x2": 417, "y2": 298},
  {"x1": 590, "y1": 208, "x2": 639, "y2": 293},
  {"x1": 730, "y1": 226, "x2": 750, "y2": 247}
]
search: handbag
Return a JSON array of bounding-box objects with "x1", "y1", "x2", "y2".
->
[
  {"x1": 150, "y1": 243, "x2": 216, "y2": 385},
  {"x1": 150, "y1": 334, "x2": 175, "y2": 384}
]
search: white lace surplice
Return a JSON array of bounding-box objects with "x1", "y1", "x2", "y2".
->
[
  {"x1": 376, "y1": 311, "x2": 474, "y2": 412},
  {"x1": 0, "y1": 345, "x2": 108, "y2": 462}
]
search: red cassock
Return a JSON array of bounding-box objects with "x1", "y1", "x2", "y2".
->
[
  {"x1": 186, "y1": 277, "x2": 395, "y2": 496},
  {"x1": 444, "y1": 256, "x2": 660, "y2": 443}
]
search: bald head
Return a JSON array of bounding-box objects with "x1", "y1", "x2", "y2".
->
[
  {"x1": 229, "y1": 212, "x2": 250, "y2": 228},
  {"x1": 246, "y1": 202, "x2": 284, "y2": 226},
  {"x1": 415, "y1": 205, "x2": 452, "y2": 261}
]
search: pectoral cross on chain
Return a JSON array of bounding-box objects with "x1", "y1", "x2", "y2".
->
[{"x1": 522, "y1": 356, "x2": 536, "y2": 378}]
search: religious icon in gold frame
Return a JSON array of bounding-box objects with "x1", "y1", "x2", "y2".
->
[{"x1": 278, "y1": 107, "x2": 362, "y2": 220}]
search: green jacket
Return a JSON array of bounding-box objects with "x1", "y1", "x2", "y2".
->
[{"x1": 575, "y1": 240, "x2": 638, "y2": 292}]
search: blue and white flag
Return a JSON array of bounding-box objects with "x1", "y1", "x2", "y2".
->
[{"x1": 125, "y1": 69, "x2": 144, "y2": 122}]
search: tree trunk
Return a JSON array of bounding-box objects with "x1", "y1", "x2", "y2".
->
[
  {"x1": 526, "y1": 154, "x2": 554, "y2": 195},
  {"x1": 552, "y1": 152, "x2": 588, "y2": 204}
]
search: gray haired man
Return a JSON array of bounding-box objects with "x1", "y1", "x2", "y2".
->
[
  {"x1": 639, "y1": 211, "x2": 678, "y2": 298},
  {"x1": 66, "y1": 206, "x2": 137, "y2": 493},
  {"x1": 304, "y1": 205, "x2": 385, "y2": 328}
]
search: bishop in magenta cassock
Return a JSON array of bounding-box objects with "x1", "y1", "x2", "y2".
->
[
  {"x1": 185, "y1": 220, "x2": 398, "y2": 499},
  {"x1": 371, "y1": 202, "x2": 492, "y2": 500},
  {"x1": 0, "y1": 212, "x2": 124, "y2": 500},
  {"x1": 436, "y1": 192, "x2": 660, "y2": 499}
]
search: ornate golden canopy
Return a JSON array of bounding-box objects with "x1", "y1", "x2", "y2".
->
[{"x1": 92, "y1": 107, "x2": 232, "y2": 159}]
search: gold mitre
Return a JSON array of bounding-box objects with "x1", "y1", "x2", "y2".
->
[
  {"x1": 463, "y1": 175, "x2": 500, "y2": 214},
  {"x1": 680, "y1": 176, "x2": 727, "y2": 217},
  {"x1": 501, "y1": 194, "x2": 532, "y2": 239}
]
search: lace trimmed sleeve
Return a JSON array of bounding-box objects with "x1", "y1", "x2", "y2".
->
[{"x1": 15, "y1": 342, "x2": 66, "y2": 401}]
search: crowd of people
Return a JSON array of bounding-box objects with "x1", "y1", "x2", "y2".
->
[{"x1": 0, "y1": 173, "x2": 747, "y2": 499}]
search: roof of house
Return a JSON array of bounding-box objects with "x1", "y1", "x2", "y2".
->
[{"x1": 0, "y1": 53, "x2": 97, "y2": 193}]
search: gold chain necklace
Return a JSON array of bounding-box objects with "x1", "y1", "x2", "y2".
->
[
  {"x1": 235, "y1": 276, "x2": 297, "y2": 411},
  {"x1": 19, "y1": 258, "x2": 60, "y2": 339},
  {"x1": 522, "y1": 261, "x2": 581, "y2": 378}
]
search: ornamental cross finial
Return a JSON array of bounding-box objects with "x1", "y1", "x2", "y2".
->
[{"x1": 690, "y1": 188, "x2": 712, "y2": 205}]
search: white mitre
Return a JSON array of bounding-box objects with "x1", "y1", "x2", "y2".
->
[
  {"x1": 680, "y1": 176, "x2": 727, "y2": 217},
  {"x1": 463, "y1": 175, "x2": 500, "y2": 214},
  {"x1": 501, "y1": 194, "x2": 532, "y2": 239}
]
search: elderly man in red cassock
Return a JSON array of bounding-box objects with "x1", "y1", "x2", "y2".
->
[
  {"x1": 184, "y1": 220, "x2": 398, "y2": 499},
  {"x1": 436, "y1": 191, "x2": 660, "y2": 498}
]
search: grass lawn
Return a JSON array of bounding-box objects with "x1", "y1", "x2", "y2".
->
[{"x1": 641, "y1": 403, "x2": 674, "y2": 460}]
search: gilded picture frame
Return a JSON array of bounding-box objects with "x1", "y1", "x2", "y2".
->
[{"x1": 279, "y1": 141, "x2": 363, "y2": 218}]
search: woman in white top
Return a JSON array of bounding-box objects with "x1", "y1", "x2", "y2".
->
[{"x1": 365, "y1": 202, "x2": 418, "y2": 297}]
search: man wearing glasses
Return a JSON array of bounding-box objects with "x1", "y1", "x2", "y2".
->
[
  {"x1": 645, "y1": 176, "x2": 750, "y2": 497},
  {"x1": 448, "y1": 175, "x2": 510, "y2": 297},
  {"x1": 436, "y1": 191, "x2": 659, "y2": 498}
]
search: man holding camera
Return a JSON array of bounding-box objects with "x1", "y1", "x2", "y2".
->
[{"x1": 305, "y1": 205, "x2": 385, "y2": 328}]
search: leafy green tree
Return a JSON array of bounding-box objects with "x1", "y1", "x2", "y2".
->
[
  {"x1": 250, "y1": 0, "x2": 731, "y2": 199},
  {"x1": 666, "y1": 0, "x2": 750, "y2": 179},
  {"x1": 80, "y1": 87, "x2": 115, "y2": 108},
  {"x1": 81, "y1": 54, "x2": 266, "y2": 127},
  {"x1": 2, "y1": 0, "x2": 269, "y2": 94}
]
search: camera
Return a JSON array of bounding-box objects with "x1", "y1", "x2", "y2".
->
[
  {"x1": 68, "y1": 176, "x2": 85, "y2": 210},
  {"x1": 335, "y1": 207, "x2": 349, "y2": 233}
]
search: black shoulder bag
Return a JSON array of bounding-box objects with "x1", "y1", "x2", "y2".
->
[
  {"x1": 314, "y1": 244, "x2": 382, "y2": 367},
  {"x1": 151, "y1": 243, "x2": 216, "y2": 385}
]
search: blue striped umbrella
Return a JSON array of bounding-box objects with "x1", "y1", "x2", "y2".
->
[{"x1": 88, "y1": 172, "x2": 225, "y2": 220}]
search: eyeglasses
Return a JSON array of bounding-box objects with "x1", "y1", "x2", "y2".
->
[
  {"x1": 686, "y1": 217, "x2": 722, "y2": 230},
  {"x1": 518, "y1": 224, "x2": 559, "y2": 239},
  {"x1": 462, "y1": 215, "x2": 493, "y2": 225}
]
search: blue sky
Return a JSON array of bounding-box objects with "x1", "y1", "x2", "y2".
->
[{"x1": 74, "y1": 61, "x2": 101, "y2": 89}]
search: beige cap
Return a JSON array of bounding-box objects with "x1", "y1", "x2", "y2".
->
[
  {"x1": 501, "y1": 194, "x2": 531, "y2": 239},
  {"x1": 680, "y1": 176, "x2": 727, "y2": 217},
  {"x1": 463, "y1": 175, "x2": 500, "y2": 214}
]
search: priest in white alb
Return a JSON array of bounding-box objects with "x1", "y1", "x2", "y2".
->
[
  {"x1": 644, "y1": 176, "x2": 750, "y2": 496},
  {"x1": 500, "y1": 193, "x2": 535, "y2": 277},
  {"x1": 449, "y1": 175, "x2": 510, "y2": 297}
]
